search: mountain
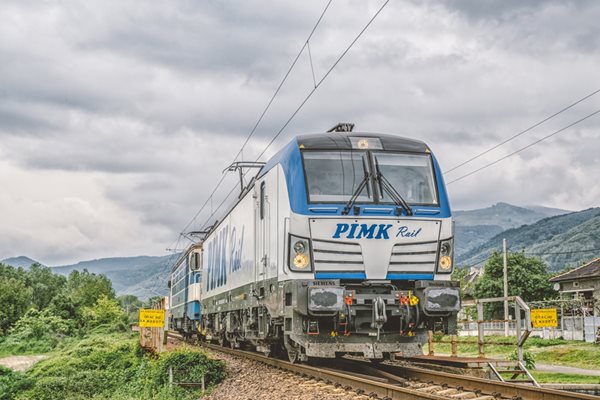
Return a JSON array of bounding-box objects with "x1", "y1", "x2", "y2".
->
[
  {"x1": 453, "y1": 202, "x2": 570, "y2": 259},
  {"x1": 0, "y1": 256, "x2": 44, "y2": 270},
  {"x1": 457, "y1": 207, "x2": 600, "y2": 271},
  {"x1": 52, "y1": 254, "x2": 180, "y2": 299}
]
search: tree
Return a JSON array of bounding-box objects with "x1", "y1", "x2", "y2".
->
[
  {"x1": 66, "y1": 269, "x2": 115, "y2": 308},
  {"x1": 473, "y1": 251, "x2": 557, "y2": 317},
  {"x1": 26, "y1": 264, "x2": 67, "y2": 310},
  {"x1": 8, "y1": 308, "x2": 72, "y2": 341},
  {"x1": 118, "y1": 295, "x2": 142, "y2": 323},
  {"x1": 0, "y1": 277, "x2": 33, "y2": 335},
  {"x1": 451, "y1": 265, "x2": 470, "y2": 298},
  {"x1": 143, "y1": 296, "x2": 163, "y2": 308},
  {"x1": 48, "y1": 292, "x2": 80, "y2": 322},
  {"x1": 83, "y1": 295, "x2": 127, "y2": 329}
]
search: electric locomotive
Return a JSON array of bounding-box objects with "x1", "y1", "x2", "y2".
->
[
  {"x1": 170, "y1": 124, "x2": 460, "y2": 362},
  {"x1": 168, "y1": 244, "x2": 202, "y2": 336}
]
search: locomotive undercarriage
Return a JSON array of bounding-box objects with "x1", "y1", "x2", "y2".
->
[{"x1": 200, "y1": 278, "x2": 459, "y2": 362}]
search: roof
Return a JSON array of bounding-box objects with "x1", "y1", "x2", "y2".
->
[
  {"x1": 296, "y1": 132, "x2": 429, "y2": 152},
  {"x1": 550, "y1": 257, "x2": 600, "y2": 282}
]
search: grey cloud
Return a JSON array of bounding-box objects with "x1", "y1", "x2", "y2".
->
[{"x1": 1, "y1": 0, "x2": 599, "y2": 264}]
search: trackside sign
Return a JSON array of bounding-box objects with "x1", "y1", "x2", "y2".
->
[
  {"x1": 139, "y1": 309, "x2": 166, "y2": 328},
  {"x1": 531, "y1": 308, "x2": 558, "y2": 328}
]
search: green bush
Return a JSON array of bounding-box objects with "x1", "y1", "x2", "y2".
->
[
  {"x1": 157, "y1": 350, "x2": 227, "y2": 388},
  {"x1": 0, "y1": 309, "x2": 74, "y2": 355},
  {"x1": 509, "y1": 349, "x2": 536, "y2": 370},
  {"x1": 0, "y1": 366, "x2": 30, "y2": 400},
  {"x1": 12, "y1": 333, "x2": 226, "y2": 400},
  {"x1": 82, "y1": 296, "x2": 128, "y2": 331}
]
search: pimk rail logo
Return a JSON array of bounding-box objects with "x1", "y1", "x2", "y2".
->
[
  {"x1": 332, "y1": 223, "x2": 421, "y2": 240},
  {"x1": 206, "y1": 225, "x2": 245, "y2": 291}
]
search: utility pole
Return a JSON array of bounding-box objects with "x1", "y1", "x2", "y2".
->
[{"x1": 503, "y1": 238, "x2": 509, "y2": 337}]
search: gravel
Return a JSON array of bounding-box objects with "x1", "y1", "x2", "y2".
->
[{"x1": 202, "y1": 350, "x2": 372, "y2": 400}]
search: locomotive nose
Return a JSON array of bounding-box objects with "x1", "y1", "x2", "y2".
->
[{"x1": 309, "y1": 218, "x2": 442, "y2": 280}]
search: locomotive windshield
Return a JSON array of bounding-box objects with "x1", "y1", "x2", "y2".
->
[
  {"x1": 302, "y1": 150, "x2": 438, "y2": 205},
  {"x1": 373, "y1": 152, "x2": 438, "y2": 205},
  {"x1": 303, "y1": 151, "x2": 372, "y2": 203}
]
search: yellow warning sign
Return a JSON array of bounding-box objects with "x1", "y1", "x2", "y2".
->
[
  {"x1": 531, "y1": 308, "x2": 558, "y2": 328},
  {"x1": 139, "y1": 309, "x2": 165, "y2": 328}
]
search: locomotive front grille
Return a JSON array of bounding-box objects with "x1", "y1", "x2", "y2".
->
[
  {"x1": 388, "y1": 241, "x2": 438, "y2": 273},
  {"x1": 312, "y1": 238, "x2": 364, "y2": 271}
]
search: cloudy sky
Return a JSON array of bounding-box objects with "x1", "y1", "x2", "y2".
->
[{"x1": 1, "y1": 0, "x2": 599, "y2": 265}]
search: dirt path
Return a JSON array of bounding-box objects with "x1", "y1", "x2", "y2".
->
[
  {"x1": 0, "y1": 355, "x2": 48, "y2": 371},
  {"x1": 536, "y1": 363, "x2": 600, "y2": 376}
]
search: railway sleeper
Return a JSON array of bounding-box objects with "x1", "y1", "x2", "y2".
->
[
  {"x1": 449, "y1": 392, "x2": 478, "y2": 399},
  {"x1": 416, "y1": 385, "x2": 444, "y2": 393}
]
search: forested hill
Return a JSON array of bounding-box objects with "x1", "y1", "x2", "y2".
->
[
  {"x1": 0, "y1": 256, "x2": 43, "y2": 269},
  {"x1": 453, "y1": 202, "x2": 569, "y2": 259},
  {"x1": 454, "y1": 202, "x2": 569, "y2": 229},
  {"x1": 457, "y1": 207, "x2": 600, "y2": 271},
  {"x1": 52, "y1": 255, "x2": 179, "y2": 299}
]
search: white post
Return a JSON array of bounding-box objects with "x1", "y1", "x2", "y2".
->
[{"x1": 503, "y1": 238, "x2": 509, "y2": 337}]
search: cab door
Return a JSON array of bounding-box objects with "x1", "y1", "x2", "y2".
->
[{"x1": 255, "y1": 181, "x2": 268, "y2": 292}]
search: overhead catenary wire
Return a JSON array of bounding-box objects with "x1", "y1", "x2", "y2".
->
[
  {"x1": 457, "y1": 246, "x2": 600, "y2": 274},
  {"x1": 195, "y1": 0, "x2": 391, "y2": 233},
  {"x1": 253, "y1": 0, "x2": 390, "y2": 163},
  {"x1": 523, "y1": 248, "x2": 600, "y2": 256},
  {"x1": 165, "y1": 0, "x2": 335, "y2": 253},
  {"x1": 444, "y1": 88, "x2": 600, "y2": 174},
  {"x1": 446, "y1": 107, "x2": 600, "y2": 185}
]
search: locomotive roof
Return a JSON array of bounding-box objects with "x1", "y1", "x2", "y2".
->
[{"x1": 295, "y1": 132, "x2": 429, "y2": 152}]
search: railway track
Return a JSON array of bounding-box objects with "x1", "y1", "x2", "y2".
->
[{"x1": 168, "y1": 332, "x2": 597, "y2": 400}]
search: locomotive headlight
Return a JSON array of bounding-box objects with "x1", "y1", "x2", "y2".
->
[
  {"x1": 437, "y1": 238, "x2": 454, "y2": 274},
  {"x1": 293, "y1": 240, "x2": 306, "y2": 254},
  {"x1": 293, "y1": 253, "x2": 309, "y2": 269},
  {"x1": 357, "y1": 138, "x2": 369, "y2": 149},
  {"x1": 288, "y1": 234, "x2": 312, "y2": 272},
  {"x1": 439, "y1": 256, "x2": 452, "y2": 271}
]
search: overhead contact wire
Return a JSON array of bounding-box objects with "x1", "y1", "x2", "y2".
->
[
  {"x1": 447, "y1": 108, "x2": 600, "y2": 185},
  {"x1": 445, "y1": 88, "x2": 600, "y2": 174},
  {"x1": 167, "y1": 0, "x2": 334, "y2": 250}
]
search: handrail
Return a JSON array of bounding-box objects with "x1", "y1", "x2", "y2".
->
[{"x1": 474, "y1": 296, "x2": 531, "y2": 362}]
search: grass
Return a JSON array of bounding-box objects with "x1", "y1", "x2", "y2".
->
[
  {"x1": 1, "y1": 332, "x2": 226, "y2": 400},
  {"x1": 430, "y1": 335, "x2": 600, "y2": 370},
  {"x1": 532, "y1": 372, "x2": 600, "y2": 384}
]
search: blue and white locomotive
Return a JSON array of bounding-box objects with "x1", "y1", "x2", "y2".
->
[
  {"x1": 169, "y1": 244, "x2": 203, "y2": 335},
  {"x1": 169, "y1": 124, "x2": 460, "y2": 362}
]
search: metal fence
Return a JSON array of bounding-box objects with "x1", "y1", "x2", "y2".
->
[{"x1": 458, "y1": 298, "x2": 599, "y2": 342}]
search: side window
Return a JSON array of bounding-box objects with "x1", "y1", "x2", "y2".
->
[{"x1": 260, "y1": 182, "x2": 265, "y2": 220}]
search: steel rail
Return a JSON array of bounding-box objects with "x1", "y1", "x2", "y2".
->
[
  {"x1": 347, "y1": 359, "x2": 598, "y2": 400},
  {"x1": 167, "y1": 332, "x2": 597, "y2": 400},
  {"x1": 199, "y1": 342, "x2": 448, "y2": 400}
]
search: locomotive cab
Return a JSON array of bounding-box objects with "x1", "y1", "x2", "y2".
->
[{"x1": 278, "y1": 132, "x2": 460, "y2": 360}]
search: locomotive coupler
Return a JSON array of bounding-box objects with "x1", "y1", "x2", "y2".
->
[{"x1": 371, "y1": 296, "x2": 387, "y2": 341}]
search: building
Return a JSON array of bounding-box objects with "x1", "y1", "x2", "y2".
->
[{"x1": 550, "y1": 258, "x2": 600, "y2": 317}]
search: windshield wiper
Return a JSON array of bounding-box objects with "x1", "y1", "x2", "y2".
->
[
  {"x1": 342, "y1": 171, "x2": 370, "y2": 215},
  {"x1": 374, "y1": 158, "x2": 413, "y2": 216}
]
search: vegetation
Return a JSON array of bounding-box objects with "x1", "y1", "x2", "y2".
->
[
  {"x1": 531, "y1": 372, "x2": 600, "y2": 384},
  {"x1": 472, "y1": 251, "x2": 557, "y2": 317},
  {"x1": 458, "y1": 207, "x2": 600, "y2": 271},
  {"x1": 2, "y1": 333, "x2": 225, "y2": 400},
  {"x1": 0, "y1": 262, "x2": 226, "y2": 399},
  {"x1": 432, "y1": 335, "x2": 600, "y2": 370}
]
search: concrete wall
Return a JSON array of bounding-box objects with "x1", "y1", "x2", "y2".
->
[{"x1": 558, "y1": 278, "x2": 600, "y2": 299}]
